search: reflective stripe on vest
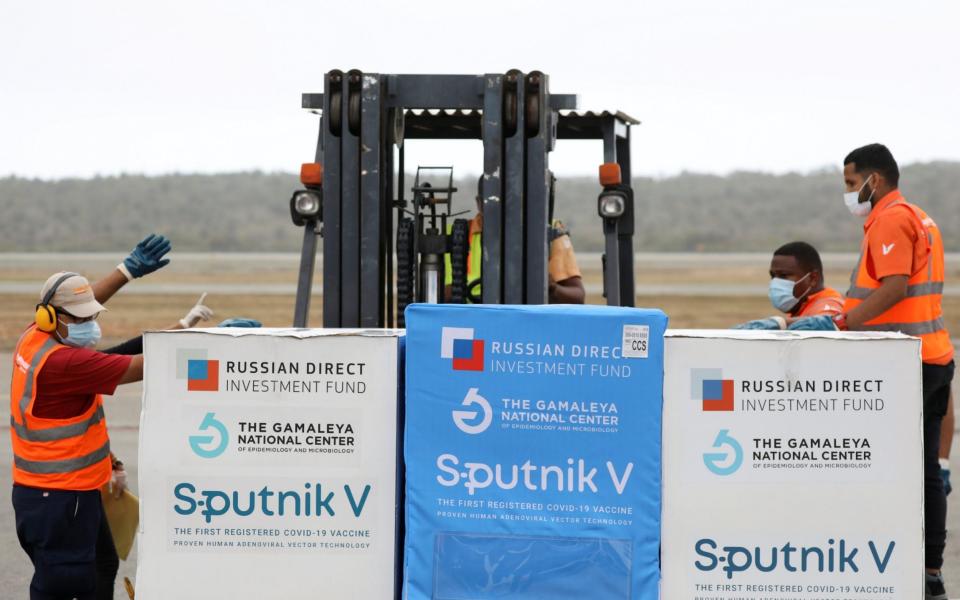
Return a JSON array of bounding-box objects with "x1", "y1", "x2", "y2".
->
[
  {"x1": 847, "y1": 281, "x2": 944, "y2": 300},
  {"x1": 858, "y1": 317, "x2": 946, "y2": 336},
  {"x1": 14, "y1": 440, "x2": 111, "y2": 475},
  {"x1": 16, "y1": 338, "x2": 58, "y2": 417},
  {"x1": 468, "y1": 230, "x2": 482, "y2": 283},
  {"x1": 10, "y1": 405, "x2": 106, "y2": 442}
]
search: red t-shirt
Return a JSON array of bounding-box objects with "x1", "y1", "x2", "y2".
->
[{"x1": 33, "y1": 346, "x2": 132, "y2": 419}]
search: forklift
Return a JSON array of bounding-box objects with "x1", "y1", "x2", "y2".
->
[{"x1": 288, "y1": 70, "x2": 639, "y2": 328}]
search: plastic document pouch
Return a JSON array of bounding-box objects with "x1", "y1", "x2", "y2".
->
[{"x1": 434, "y1": 532, "x2": 631, "y2": 599}]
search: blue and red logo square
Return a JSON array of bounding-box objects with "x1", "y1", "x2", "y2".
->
[
  {"x1": 176, "y1": 348, "x2": 220, "y2": 392},
  {"x1": 187, "y1": 359, "x2": 220, "y2": 392},
  {"x1": 441, "y1": 327, "x2": 484, "y2": 371},
  {"x1": 691, "y1": 368, "x2": 734, "y2": 411}
]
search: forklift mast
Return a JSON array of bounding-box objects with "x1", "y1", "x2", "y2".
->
[{"x1": 289, "y1": 70, "x2": 639, "y2": 328}]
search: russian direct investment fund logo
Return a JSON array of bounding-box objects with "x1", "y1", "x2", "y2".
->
[
  {"x1": 441, "y1": 327, "x2": 485, "y2": 371},
  {"x1": 691, "y1": 368, "x2": 734, "y2": 411},
  {"x1": 176, "y1": 348, "x2": 220, "y2": 392}
]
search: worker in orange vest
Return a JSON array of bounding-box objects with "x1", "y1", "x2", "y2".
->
[
  {"x1": 9, "y1": 235, "x2": 212, "y2": 600},
  {"x1": 790, "y1": 144, "x2": 953, "y2": 598},
  {"x1": 734, "y1": 241, "x2": 844, "y2": 329}
]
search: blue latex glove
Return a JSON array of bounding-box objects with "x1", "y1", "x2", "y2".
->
[
  {"x1": 942, "y1": 466, "x2": 952, "y2": 496},
  {"x1": 732, "y1": 318, "x2": 782, "y2": 330},
  {"x1": 787, "y1": 315, "x2": 838, "y2": 331},
  {"x1": 218, "y1": 318, "x2": 262, "y2": 328},
  {"x1": 121, "y1": 234, "x2": 172, "y2": 279}
]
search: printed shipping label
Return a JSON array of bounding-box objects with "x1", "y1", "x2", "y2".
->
[{"x1": 622, "y1": 324, "x2": 650, "y2": 358}]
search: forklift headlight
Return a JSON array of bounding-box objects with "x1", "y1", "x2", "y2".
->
[
  {"x1": 598, "y1": 192, "x2": 626, "y2": 218},
  {"x1": 290, "y1": 190, "x2": 322, "y2": 227},
  {"x1": 294, "y1": 191, "x2": 321, "y2": 217}
]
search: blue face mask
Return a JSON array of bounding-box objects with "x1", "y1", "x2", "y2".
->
[
  {"x1": 768, "y1": 273, "x2": 811, "y2": 313},
  {"x1": 58, "y1": 320, "x2": 102, "y2": 348}
]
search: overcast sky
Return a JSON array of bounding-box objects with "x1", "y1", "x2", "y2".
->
[{"x1": 2, "y1": 0, "x2": 958, "y2": 179}]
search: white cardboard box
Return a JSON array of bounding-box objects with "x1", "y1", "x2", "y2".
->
[
  {"x1": 136, "y1": 328, "x2": 402, "y2": 599},
  {"x1": 661, "y1": 330, "x2": 923, "y2": 600}
]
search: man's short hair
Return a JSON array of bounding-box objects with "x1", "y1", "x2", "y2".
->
[
  {"x1": 844, "y1": 143, "x2": 900, "y2": 187},
  {"x1": 774, "y1": 241, "x2": 824, "y2": 274}
]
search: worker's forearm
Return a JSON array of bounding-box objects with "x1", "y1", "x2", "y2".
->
[
  {"x1": 92, "y1": 269, "x2": 129, "y2": 304},
  {"x1": 549, "y1": 278, "x2": 586, "y2": 305},
  {"x1": 118, "y1": 355, "x2": 144, "y2": 385},
  {"x1": 846, "y1": 275, "x2": 908, "y2": 330},
  {"x1": 102, "y1": 336, "x2": 143, "y2": 356}
]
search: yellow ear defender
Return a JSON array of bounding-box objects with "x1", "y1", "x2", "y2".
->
[{"x1": 35, "y1": 272, "x2": 79, "y2": 333}]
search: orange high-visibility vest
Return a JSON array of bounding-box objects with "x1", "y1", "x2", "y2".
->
[
  {"x1": 9, "y1": 326, "x2": 112, "y2": 490},
  {"x1": 844, "y1": 199, "x2": 954, "y2": 365},
  {"x1": 796, "y1": 287, "x2": 844, "y2": 318}
]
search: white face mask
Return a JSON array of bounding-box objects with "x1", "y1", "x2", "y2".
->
[
  {"x1": 844, "y1": 174, "x2": 875, "y2": 218},
  {"x1": 57, "y1": 320, "x2": 102, "y2": 348},
  {"x1": 768, "y1": 272, "x2": 812, "y2": 313}
]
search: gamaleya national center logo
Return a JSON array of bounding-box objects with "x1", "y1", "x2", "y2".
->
[
  {"x1": 189, "y1": 412, "x2": 229, "y2": 458},
  {"x1": 452, "y1": 388, "x2": 492, "y2": 434},
  {"x1": 703, "y1": 429, "x2": 743, "y2": 476},
  {"x1": 441, "y1": 327, "x2": 484, "y2": 371},
  {"x1": 691, "y1": 368, "x2": 734, "y2": 411},
  {"x1": 176, "y1": 348, "x2": 220, "y2": 392}
]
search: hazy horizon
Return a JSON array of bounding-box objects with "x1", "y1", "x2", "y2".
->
[
  {"x1": 4, "y1": 158, "x2": 960, "y2": 183},
  {"x1": 5, "y1": 163, "x2": 958, "y2": 253}
]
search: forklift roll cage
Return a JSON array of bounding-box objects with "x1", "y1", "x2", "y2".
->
[{"x1": 291, "y1": 70, "x2": 639, "y2": 328}]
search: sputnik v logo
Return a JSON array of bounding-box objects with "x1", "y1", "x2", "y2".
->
[
  {"x1": 189, "y1": 412, "x2": 229, "y2": 458},
  {"x1": 452, "y1": 388, "x2": 492, "y2": 434},
  {"x1": 441, "y1": 327, "x2": 485, "y2": 371},
  {"x1": 703, "y1": 429, "x2": 743, "y2": 476}
]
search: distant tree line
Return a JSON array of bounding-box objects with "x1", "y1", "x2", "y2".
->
[{"x1": 1, "y1": 162, "x2": 957, "y2": 253}]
